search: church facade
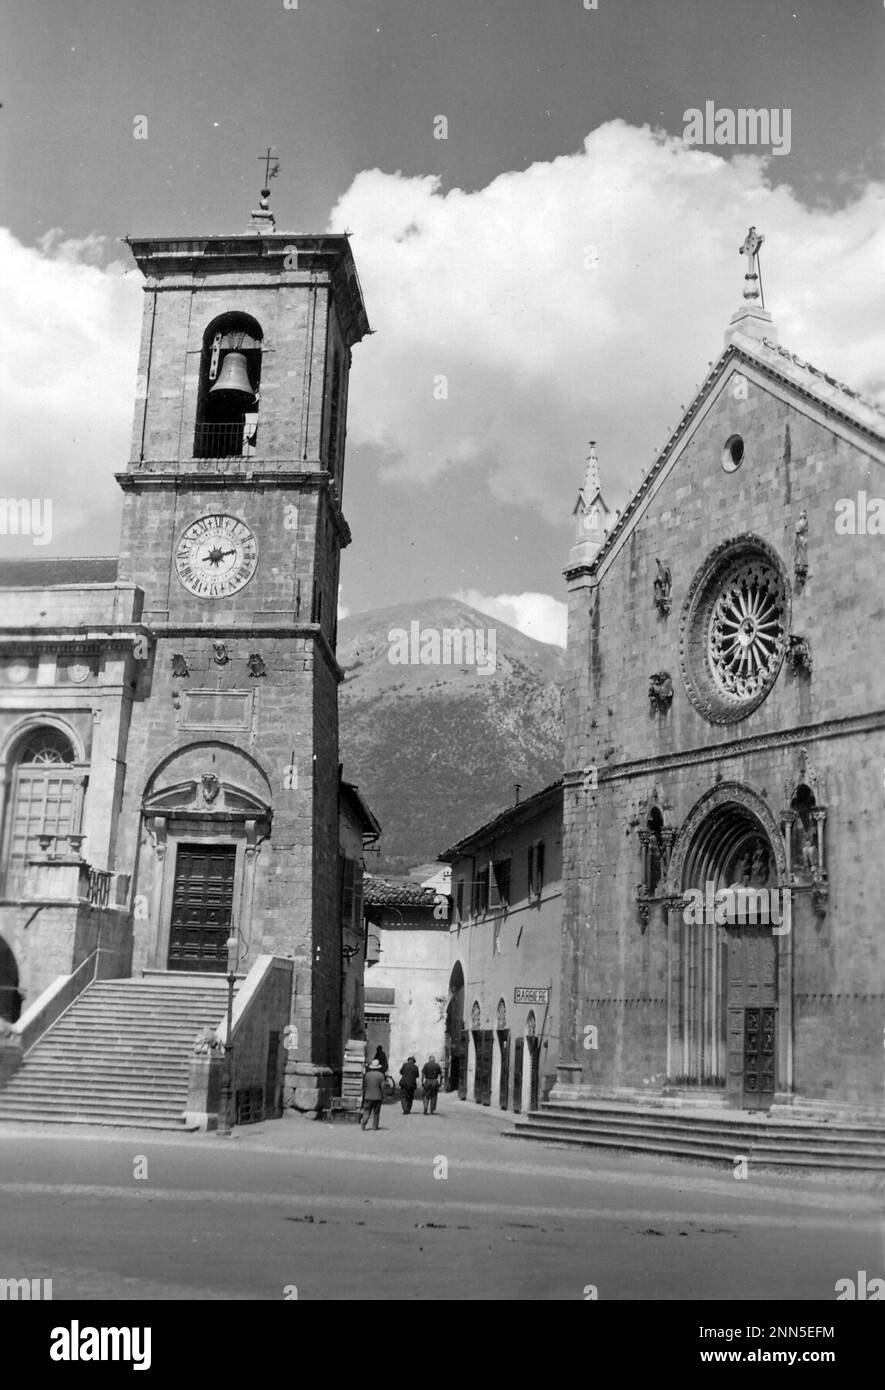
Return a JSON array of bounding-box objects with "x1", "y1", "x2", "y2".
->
[
  {"x1": 557, "y1": 252, "x2": 885, "y2": 1117},
  {"x1": 0, "y1": 206, "x2": 374, "y2": 1110}
]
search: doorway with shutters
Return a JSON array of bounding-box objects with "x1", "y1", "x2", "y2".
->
[
  {"x1": 472, "y1": 1029, "x2": 494, "y2": 1105},
  {"x1": 445, "y1": 961, "x2": 466, "y2": 1093},
  {"x1": 364, "y1": 1013, "x2": 391, "y2": 1063},
  {"x1": 167, "y1": 844, "x2": 236, "y2": 972},
  {"x1": 512, "y1": 1037, "x2": 524, "y2": 1114},
  {"x1": 495, "y1": 997, "x2": 510, "y2": 1109}
]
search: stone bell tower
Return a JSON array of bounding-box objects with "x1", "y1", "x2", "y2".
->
[{"x1": 114, "y1": 186, "x2": 371, "y2": 1084}]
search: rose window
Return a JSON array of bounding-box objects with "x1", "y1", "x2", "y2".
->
[
  {"x1": 708, "y1": 558, "x2": 786, "y2": 699},
  {"x1": 680, "y1": 539, "x2": 789, "y2": 724}
]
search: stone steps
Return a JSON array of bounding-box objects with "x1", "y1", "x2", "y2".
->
[
  {"x1": 0, "y1": 975, "x2": 239, "y2": 1130},
  {"x1": 507, "y1": 1100, "x2": 885, "y2": 1171}
]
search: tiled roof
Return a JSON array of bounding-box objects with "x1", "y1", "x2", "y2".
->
[
  {"x1": 439, "y1": 778, "x2": 563, "y2": 860},
  {"x1": 0, "y1": 557, "x2": 119, "y2": 587},
  {"x1": 340, "y1": 779, "x2": 382, "y2": 839},
  {"x1": 363, "y1": 878, "x2": 439, "y2": 907}
]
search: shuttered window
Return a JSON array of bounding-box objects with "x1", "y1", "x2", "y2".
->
[{"x1": 3, "y1": 729, "x2": 83, "y2": 895}]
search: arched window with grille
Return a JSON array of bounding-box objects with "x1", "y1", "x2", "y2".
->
[{"x1": 2, "y1": 728, "x2": 84, "y2": 896}]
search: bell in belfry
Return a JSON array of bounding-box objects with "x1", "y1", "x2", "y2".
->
[{"x1": 210, "y1": 351, "x2": 255, "y2": 402}]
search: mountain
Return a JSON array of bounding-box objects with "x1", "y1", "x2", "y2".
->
[{"x1": 337, "y1": 598, "x2": 566, "y2": 873}]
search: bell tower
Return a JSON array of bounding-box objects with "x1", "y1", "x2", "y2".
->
[{"x1": 114, "y1": 198, "x2": 371, "y2": 1084}]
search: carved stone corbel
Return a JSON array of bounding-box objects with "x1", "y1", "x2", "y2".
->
[
  {"x1": 649, "y1": 671, "x2": 674, "y2": 714},
  {"x1": 144, "y1": 815, "x2": 168, "y2": 862},
  {"x1": 787, "y1": 634, "x2": 812, "y2": 674},
  {"x1": 811, "y1": 875, "x2": 829, "y2": 918},
  {"x1": 636, "y1": 883, "x2": 651, "y2": 928}
]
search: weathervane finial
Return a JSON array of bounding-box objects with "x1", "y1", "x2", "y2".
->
[
  {"x1": 248, "y1": 148, "x2": 280, "y2": 232},
  {"x1": 258, "y1": 147, "x2": 280, "y2": 207}
]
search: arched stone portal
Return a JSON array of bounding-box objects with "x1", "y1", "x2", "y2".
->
[
  {"x1": 666, "y1": 784, "x2": 788, "y2": 1109},
  {"x1": 0, "y1": 937, "x2": 21, "y2": 1023},
  {"x1": 444, "y1": 961, "x2": 466, "y2": 1095}
]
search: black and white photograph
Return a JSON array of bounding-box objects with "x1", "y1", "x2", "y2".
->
[{"x1": 1, "y1": 0, "x2": 884, "y2": 1348}]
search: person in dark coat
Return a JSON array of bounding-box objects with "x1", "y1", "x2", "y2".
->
[
  {"x1": 361, "y1": 1060, "x2": 385, "y2": 1130},
  {"x1": 399, "y1": 1056, "x2": 419, "y2": 1113},
  {"x1": 421, "y1": 1055, "x2": 443, "y2": 1114},
  {"x1": 373, "y1": 1044, "x2": 389, "y2": 1074}
]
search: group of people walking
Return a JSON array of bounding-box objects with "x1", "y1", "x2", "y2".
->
[{"x1": 360, "y1": 1045, "x2": 444, "y2": 1130}]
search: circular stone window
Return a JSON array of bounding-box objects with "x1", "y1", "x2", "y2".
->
[
  {"x1": 680, "y1": 538, "x2": 788, "y2": 723},
  {"x1": 722, "y1": 434, "x2": 745, "y2": 472}
]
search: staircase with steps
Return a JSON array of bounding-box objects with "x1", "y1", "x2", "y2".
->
[
  {"x1": 507, "y1": 1098, "x2": 885, "y2": 1172},
  {"x1": 0, "y1": 975, "x2": 236, "y2": 1130}
]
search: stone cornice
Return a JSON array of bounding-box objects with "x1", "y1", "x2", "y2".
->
[
  {"x1": 0, "y1": 629, "x2": 151, "y2": 650},
  {"x1": 146, "y1": 621, "x2": 344, "y2": 682},
  {"x1": 115, "y1": 467, "x2": 352, "y2": 546},
  {"x1": 564, "y1": 708, "x2": 885, "y2": 787},
  {"x1": 125, "y1": 234, "x2": 370, "y2": 344}
]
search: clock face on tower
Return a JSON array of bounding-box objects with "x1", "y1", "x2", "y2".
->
[{"x1": 174, "y1": 514, "x2": 258, "y2": 599}]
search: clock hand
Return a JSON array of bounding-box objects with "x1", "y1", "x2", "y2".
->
[{"x1": 201, "y1": 546, "x2": 238, "y2": 567}]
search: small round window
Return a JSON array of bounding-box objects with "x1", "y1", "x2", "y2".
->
[{"x1": 722, "y1": 435, "x2": 745, "y2": 472}]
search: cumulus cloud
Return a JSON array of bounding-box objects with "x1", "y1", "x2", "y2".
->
[
  {"x1": 4, "y1": 121, "x2": 884, "y2": 564},
  {"x1": 0, "y1": 228, "x2": 141, "y2": 553},
  {"x1": 331, "y1": 121, "x2": 885, "y2": 517},
  {"x1": 453, "y1": 588, "x2": 567, "y2": 648}
]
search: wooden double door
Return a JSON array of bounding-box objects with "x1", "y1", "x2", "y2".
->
[
  {"x1": 726, "y1": 923, "x2": 777, "y2": 1110},
  {"x1": 168, "y1": 844, "x2": 236, "y2": 972}
]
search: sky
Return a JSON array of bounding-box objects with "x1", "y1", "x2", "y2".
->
[{"x1": 1, "y1": 0, "x2": 884, "y2": 645}]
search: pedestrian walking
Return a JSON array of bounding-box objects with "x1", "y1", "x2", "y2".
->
[
  {"x1": 361, "y1": 1059, "x2": 385, "y2": 1130},
  {"x1": 373, "y1": 1043, "x2": 389, "y2": 1074},
  {"x1": 399, "y1": 1056, "x2": 419, "y2": 1113},
  {"x1": 421, "y1": 1054, "x2": 443, "y2": 1114}
]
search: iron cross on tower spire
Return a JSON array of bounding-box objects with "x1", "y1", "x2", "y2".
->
[
  {"x1": 258, "y1": 147, "x2": 280, "y2": 204},
  {"x1": 739, "y1": 226, "x2": 765, "y2": 308}
]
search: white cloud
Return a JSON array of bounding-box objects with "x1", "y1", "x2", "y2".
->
[
  {"x1": 453, "y1": 589, "x2": 567, "y2": 648},
  {"x1": 330, "y1": 122, "x2": 885, "y2": 517},
  {"x1": 4, "y1": 122, "x2": 884, "y2": 566},
  {"x1": 0, "y1": 228, "x2": 141, "y2": 551}
]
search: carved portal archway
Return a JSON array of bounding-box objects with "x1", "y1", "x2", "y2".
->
[
  {"x1": 664, "y1": 783, "x2": 790, "y2": 1107},
  {"x1": 666, "y1": 782, "x2": 787, "y2": 897},
  {"x1": 139, "y1": 774, "x2": 271, "y2": 973}
]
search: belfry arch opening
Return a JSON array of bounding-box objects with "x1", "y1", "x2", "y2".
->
[{"x1": 194, "y1": 312, "x2": 263, "y2": 458}]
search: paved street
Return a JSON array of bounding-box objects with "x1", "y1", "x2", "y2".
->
[{"x1": 1, "y1": 1100, "x2": 883, "y2": 1301}]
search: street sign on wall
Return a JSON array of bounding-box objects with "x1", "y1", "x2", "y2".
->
[{"x1": 514, "y1": 986, "x2": 549, "y2": 1006}]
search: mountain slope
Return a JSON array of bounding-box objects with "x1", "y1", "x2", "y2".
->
[{"x1": 337, "y1": 598, "x2": 565, "y2": 872}]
